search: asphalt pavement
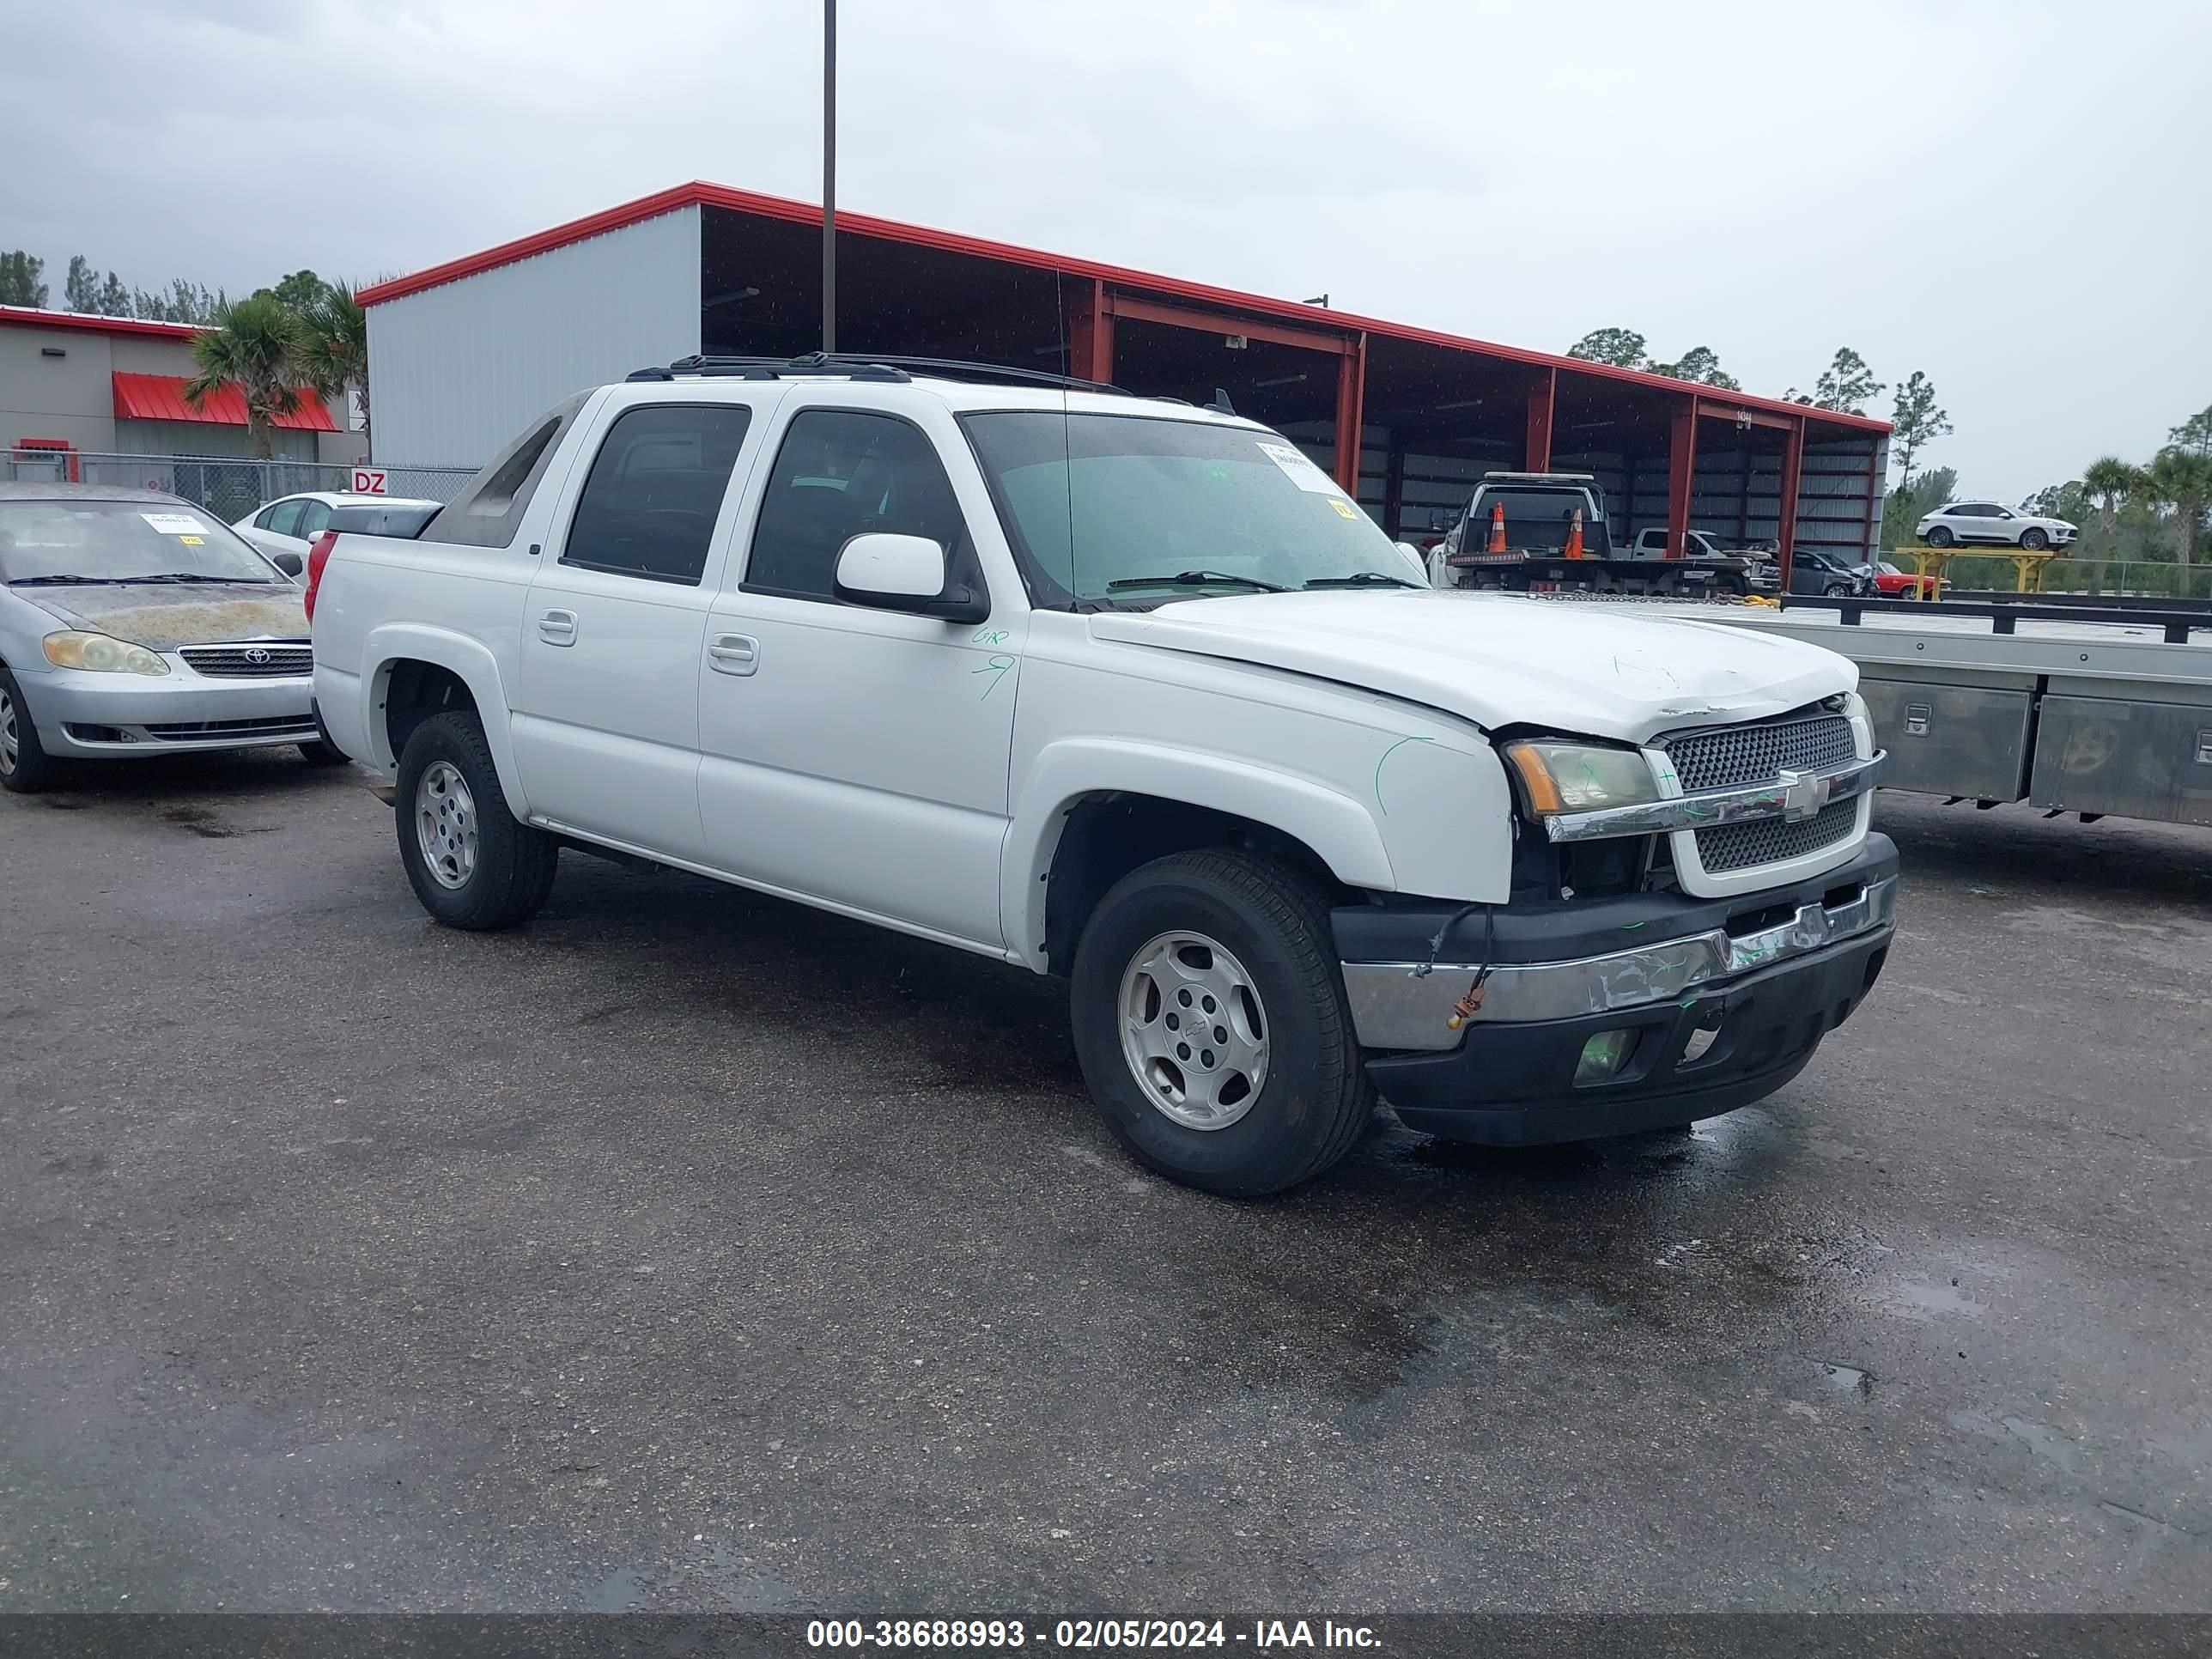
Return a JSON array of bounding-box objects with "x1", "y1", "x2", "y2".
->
[{"x1": 2, "y1": 752, "x2": 2208, "y2": 1614}]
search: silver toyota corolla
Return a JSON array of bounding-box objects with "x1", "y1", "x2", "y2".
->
[{"x1": 0, "y1": 483, "x2": 345, "y2": 793}]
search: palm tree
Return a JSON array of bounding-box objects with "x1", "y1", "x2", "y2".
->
[
  {"x1": 299, "y1": 281, "x2": 369, "y2": 451},
  {"x1": 2144, "y1": 447, "x2": 2212, "y2": 594},
  {"x1": 184, "y1": 293, "x2": 311, "y2": 459},
  {"x1": 2079, "y1": 456, "x2": 2140, "y2": 595}
]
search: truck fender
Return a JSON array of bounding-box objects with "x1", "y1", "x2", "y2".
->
[
  {"x1": 362, "y1": 623, "x2": 531, "y2": 816},
  {"x1": 1001, "y1": 738, "x2": 1396, "y2": 970}
]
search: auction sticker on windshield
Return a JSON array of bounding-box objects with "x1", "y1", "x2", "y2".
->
[
  {"x1": 141, "y1": 513, "x2": 209, "y2": 536},
  {"x1": 1255, "y1": 441, "x2": 1341, "y2": 495}
]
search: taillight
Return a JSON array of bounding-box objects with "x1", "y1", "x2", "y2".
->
[{"x1": 304, "y1": 531, "x2": 337, "y2": 622}]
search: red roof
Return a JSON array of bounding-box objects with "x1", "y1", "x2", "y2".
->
[
  {"x1": 0, "y1": 303, "x2": 202, "y2": 341},
  {"x1": 357, "y1": 179, "x2": 1891, "y2": 434},
  {"x1": 112, "y1": 372, "x2": 338, "y2": 432}
]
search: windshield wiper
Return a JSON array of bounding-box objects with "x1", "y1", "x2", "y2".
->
[
  {"x1": 121, "y1": 573, "x2": 272, "y2": 585},
  {"x1": 5, "y1": 574, "x2": 133, "y2": 586},
  {"x1": 1104, "y1": 570, "x2": 1289, "y2": 593},
  {"x1": 1301, "y1": 572, "x2": 1422, "y2": 590}
]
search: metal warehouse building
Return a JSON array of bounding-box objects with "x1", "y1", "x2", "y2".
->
[{"x1": 361, "y1": 181, "x2": 1890, "y2": 573}]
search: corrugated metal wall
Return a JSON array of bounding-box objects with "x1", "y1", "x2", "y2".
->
[{"x1": 366, "y1": 207, "x2": 703, "y2": 466}]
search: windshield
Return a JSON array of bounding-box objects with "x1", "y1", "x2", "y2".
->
[
  {"x1": 961, "y1": 410, "x2": 1412, "y2": 605},
  {"x1": 0, "y1": 501, "x2": 283, "y2": 586}
]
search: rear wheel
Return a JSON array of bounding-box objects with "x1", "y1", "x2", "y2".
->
[
  {"x1": 394, "y1": 711, "x2": 558, "y2": 929},
  {"x1": 1069, "y1": 849, "x2": 1375, "y2": 1196},
  {"x1": 0, "y1": 668, "x2": 61, "y2": 794},
  {"x1": 2020, "y1": 527, "x2": 2049, "y2": 551},
  {"x1": 1925, "y1": 525, "x2": 1954, "y2": 548}
]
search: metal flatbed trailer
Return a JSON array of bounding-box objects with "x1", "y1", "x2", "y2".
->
[{"x1": 1670, "y1": 594, "x2": 2212, "y2": 829}]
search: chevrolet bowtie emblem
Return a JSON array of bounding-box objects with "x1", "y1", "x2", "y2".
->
[{"x1": 1777, "y1": 768, "x2": 1832, "y2": 823}]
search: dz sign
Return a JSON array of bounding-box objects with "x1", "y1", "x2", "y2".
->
[{"x1": 350, "y1": 467, "x2": 389, "y2": 495}]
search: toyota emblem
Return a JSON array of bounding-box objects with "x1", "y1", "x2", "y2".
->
[{"x1": 243, "y1": 647, "x2": 272, "y2": 665}]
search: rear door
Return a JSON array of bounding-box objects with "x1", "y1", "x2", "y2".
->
[{"x1": 512, "y1": 392, "x2": 784, "y2": 863}]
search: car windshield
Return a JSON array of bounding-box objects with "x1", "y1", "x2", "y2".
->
[
  {"x1": 961, "y1": 410, "x2": 1411, "y2": 605},
  {"x1": 0, "y1": 501, "x2": 282, "y2": 585}
]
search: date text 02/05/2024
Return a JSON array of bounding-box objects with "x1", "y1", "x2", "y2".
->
[{"x1": 805, "y1": 1618, "x2": 1382, "y2": 1649}]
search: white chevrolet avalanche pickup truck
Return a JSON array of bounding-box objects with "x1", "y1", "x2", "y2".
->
[{"x1": 308, "y1": 355, "x2": 1895, "y2": 1196}]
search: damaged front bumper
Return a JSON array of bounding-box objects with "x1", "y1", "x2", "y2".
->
[{"x1": 1334, "y1": 836, "x2": 1898, "y2": 1145}]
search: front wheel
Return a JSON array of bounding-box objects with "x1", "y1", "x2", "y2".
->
[
  {"x1": 297, "y1": 739, "x2": 349, "y2": 766},
  {"x1": 2020, "y1": 527, "x2": 2050, "y2": 551},
  {"x1": 1069, "y1": 849, "x2": 1375, "y2": 1196},
  {"x1": 394, "y1": 711, "x2": 559, "y2": 929},
  {"x1": 0, "y1": 668, "x2": 61, "y2": 794},
  {"x1": 1823, "y1": 580, "x2": 1852, "y2": 598}
]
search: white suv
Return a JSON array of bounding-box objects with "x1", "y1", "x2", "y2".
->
[
  {"x1": 1916, "y1": 500, "x2": 2076, "y2": 551},
  {"x1": 307, "y1": 355, "x2": 1895, "y2": 1195}
]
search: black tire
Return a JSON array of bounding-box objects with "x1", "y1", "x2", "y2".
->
[
  {"x1": 1069, "y1": 849, "x2": 1375, "y2": 1197},
  {"x1": 1823, "y1": 581, "x2": 1851, "y2": 598},
  {"x1": 1717, "y1": 574, "x2": 1748, "y2": 597},
  {"x1": 2020, "y1": 527, "x2": 2049, "y2": 551},
  {"x1": 393, "y1": 711, "x2": 558, "y2": 930},
  {"x1": 297, "y1": 739, "x2": 349, "y2": 766},
  {"x1": 0, "y1": 666, "x2": 62, "y2": 795},
  {"x1": 1925, "y1": 525, "x2": 1954, "y2": 548}
]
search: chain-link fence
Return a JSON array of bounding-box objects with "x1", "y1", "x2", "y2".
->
[
  {"x1": 1, "y1": 451, "x2": 477, "y2": 526},
  {"x1": 1935, "y1": 553, "x2": 2212, "y2": 604}
]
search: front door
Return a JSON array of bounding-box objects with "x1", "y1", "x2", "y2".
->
[
  {"x1": 696, "y1": 400, "x2": 1019, "y2": 950},
  {"x1": 513, "y1": 397, "x2": 776, "y2": 862}
]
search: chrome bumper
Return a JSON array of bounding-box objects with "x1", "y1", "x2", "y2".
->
[
  {"x1": 1342, "y1": 874, "x2": 1898, "y2": 1052},
  {"x1": 1546, "y1": 751, "x2": 1885, "y2": 843}
]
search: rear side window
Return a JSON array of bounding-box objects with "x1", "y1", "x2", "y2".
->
[
  {"x1": 560, "y1": 404, "x2": 754, "y2": 585},
  {"x1": 297, "y1": 499, "x2": 332, "y2": 538},
  {"x1": 425, "y1": 392, "x2": 588, "y2": 549},
  {"x1": 744, "y1": 410, "x2": 972, "y2": 602},
  {"x1": 263, "y1": 500, "x2": 305, "y2": 538}
]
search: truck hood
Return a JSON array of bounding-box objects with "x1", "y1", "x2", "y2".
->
[
  {"x1": 14, "y1": 582, "x2": 308, "y2": 651},
  {"x1": 1088, "y1": 590, "x2": 1855, "y2": 744}
]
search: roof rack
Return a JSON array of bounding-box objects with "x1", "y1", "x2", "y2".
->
[{"x1": 626, "y1": 351, "x2": 1131, "y2": 395}]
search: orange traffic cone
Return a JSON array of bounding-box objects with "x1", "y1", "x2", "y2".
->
[
  {"x1": 1564, "y1": 507, "x2": 1585, "y2": 560},
  {"x1": 1486, "y1": 501, "x2": 1507, "y2": 555}
]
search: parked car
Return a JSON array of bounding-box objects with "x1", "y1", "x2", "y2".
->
[
  {"x1": 1787, "y1": 549, "x2": 1880, "y2": 598},
  {"x1": 1870, "y1": 560, "x2": 1947, "y2": 599},
  {"x1": 310, "y1": 356, "x2": 1895, "y2": 1196},
  {"x1": 1916, "y1": 500, "x2": 2076, "y2": 551},
  {"x1": 234, "y1": 491, "x2": 442, "y2": 573},
  {"x1": 0, "y1": 483, "x2": 342, "y2": 793}
]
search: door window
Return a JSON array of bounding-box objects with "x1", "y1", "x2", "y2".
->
[
  {"x1": 560, "y1": 404, "x2": 754, "y2": 585},
  {"x1": 744, "y1": 410, "x2": 973, "y2": 602},
  {"x1": 262, "y1": 499, "x2": 306, "y2": 538},
  {"x1": 296, "y1": 500, "x2": 332, "y2": 538}
]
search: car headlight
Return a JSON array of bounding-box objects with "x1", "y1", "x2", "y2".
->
[
  {"x1": 43, "y1": 631, "x2": 171, "y2": 677},
  {"x1": 1502, "y1": 739, "x2": 1661, "y2": 816}
]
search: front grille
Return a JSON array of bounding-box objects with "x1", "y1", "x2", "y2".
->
[
  {"x1": 1696, "y1": 799, "x2": 1860, "y2": 873},
  {"x1": 144, "y1": 715, "x2": 316, "y2": 743},
  {"x1": 1661, "y1": 711, "x2": 1856, "y2": 793},
  {"x1": 179, "y1": 644, "x2": 312, "y2": 678}
]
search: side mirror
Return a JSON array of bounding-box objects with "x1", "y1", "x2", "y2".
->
[
  {"x1": 834, "y1": 532, "x2": 989, "y2": 624},
  {"x1": 271, "y1": 550, "x2": 305, "y2": 579}
]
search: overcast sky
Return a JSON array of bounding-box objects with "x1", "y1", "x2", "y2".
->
[{"x1": 8, "y1": 0, "x2": 2206, "y2": 499}]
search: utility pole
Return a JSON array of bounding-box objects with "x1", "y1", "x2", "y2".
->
[{"x1": 822, "y1": 0, "x2": 837, "y2": 353}]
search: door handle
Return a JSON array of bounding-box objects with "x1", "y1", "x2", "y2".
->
[
  {"x1": 538, "y1": 609, "x2": 578, "y2": 646},
  {"x1": 707, "y1": 632, "x2": 759, "y2": 677}
]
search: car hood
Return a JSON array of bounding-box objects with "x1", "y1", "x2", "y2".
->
[
  {"x1": 1087, "y1": 590, "x2": 1856, "y2": 745},
  {"x1": 13, "y1": 582, "x2": 308, "y2": 651}
]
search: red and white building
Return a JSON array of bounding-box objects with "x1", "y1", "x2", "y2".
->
[
  {"x1": 360, "y1": 181, "x2": 1892, "y2": 570},
  {"x1": 0, "y1": 306, "x2": 363, "y2": 473}
]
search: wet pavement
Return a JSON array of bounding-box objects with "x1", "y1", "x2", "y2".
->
[{"x1": 1, "y1": 755, "x2": 2208, "y2": 1613}]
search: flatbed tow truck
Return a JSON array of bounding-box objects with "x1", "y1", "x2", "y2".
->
[
  {"x1": 1427, "y1": 471, "x2": 1773, "y2": 599},
  {"x1": 1628, "y1": 592, "x2": 2212, "y2": 829}
]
